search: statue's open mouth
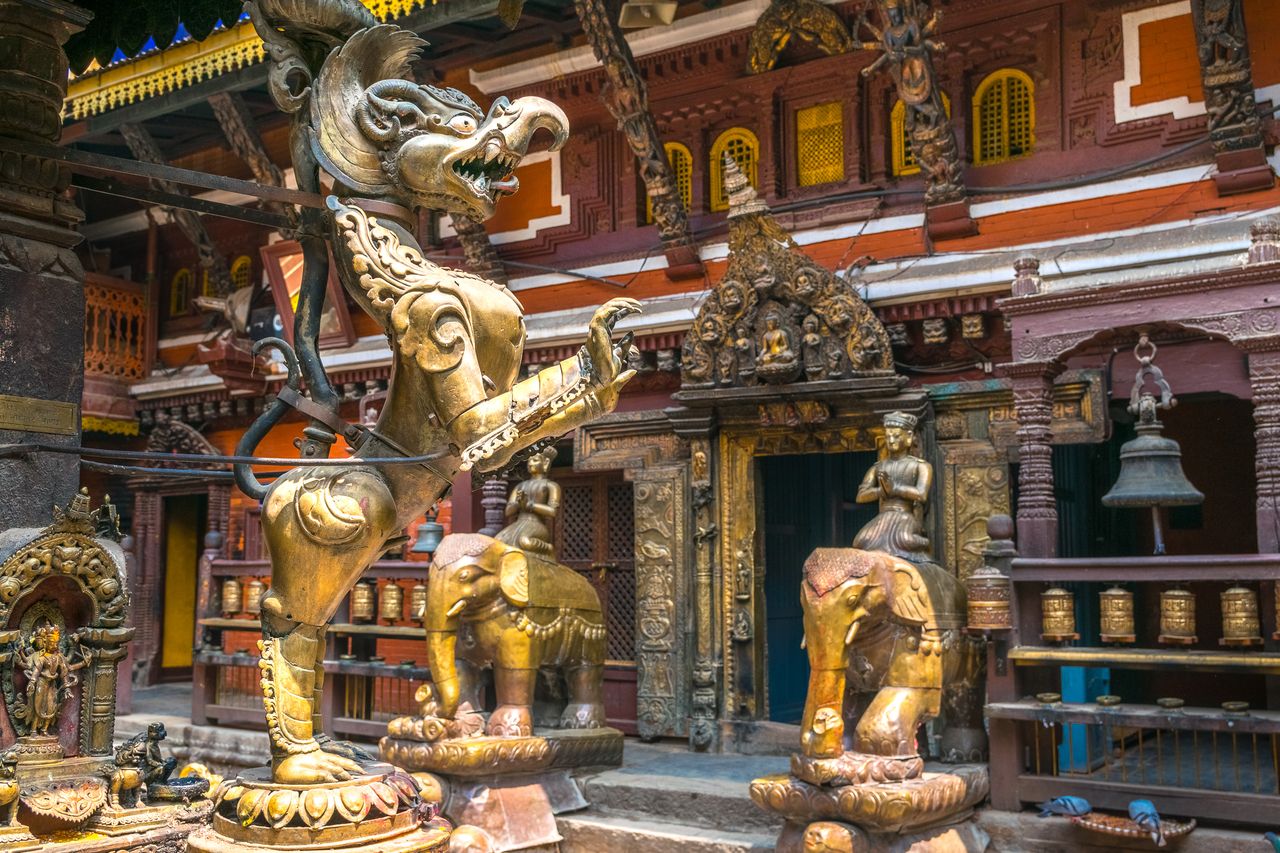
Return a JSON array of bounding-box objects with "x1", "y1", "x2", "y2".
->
[{"x1": 453, "y1": 139, "x2": 521, "y2": 199}]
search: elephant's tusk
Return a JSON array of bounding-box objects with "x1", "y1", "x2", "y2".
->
[
  {"x1": 845, "y1": 619, "x2": 861, "y2": 646},
  {"x1": 800, "y1": 635, "x2": 806, "y2": 650},
  {"x1": 445, "y1": 599, "x2": 467, "y2": 618}
]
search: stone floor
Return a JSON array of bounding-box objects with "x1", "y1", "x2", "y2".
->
[{"x1": 120, "y1": 685, "x2": 1272, "y2": 852}]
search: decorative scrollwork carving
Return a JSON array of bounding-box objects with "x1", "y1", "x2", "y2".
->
[{"x1": 747, "y1": 0, "x2": 853, "y2": 74}]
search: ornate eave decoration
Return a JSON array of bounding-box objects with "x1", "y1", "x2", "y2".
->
[
  {"x1": 680, "y1": 158, "x2": 894, "y2": 390},
  {"x1": 747, "y1": 0, "x2": 853, "y2": 74}
]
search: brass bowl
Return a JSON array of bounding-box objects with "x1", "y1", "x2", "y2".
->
[
  {"x1": 1157, "y1": 697, "x2": 1184, "y2": 710},
  {"x1": 1035, "y1": 692, "x2": 1061, "y2": 705},
  {"x1": 1222, "y1": 701, "x2": 1250, "y2": 715},
  {"x1": 1095, "y1": 695, "x2": 1122, "y2": 707}
]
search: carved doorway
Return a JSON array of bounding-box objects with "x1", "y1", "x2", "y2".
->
[
  {"x1": 553, "y1": 468, "x2": 638, "y2": 734},
  {"x1": 760, "y1": 452, "x2": 876, "y2": 722},
  {"x1": 159, "y1": 492, "x2": 206, "y2": 681}
]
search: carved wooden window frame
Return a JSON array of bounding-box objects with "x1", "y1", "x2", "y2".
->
[
  {"x1": 168, "y1": 268, "x2": 193, "y2": 317},
  {"x1": 645, "y1": 141, "x2": 694, "y2": 223},
  {"x1": 892, "y1": 92, "x2": 953, "y2": 176},
  {"x1": 709, "y1": 127, "x2": 760, "y2": 212},
  {"x1": 972, "y1": 68, "x2": 1036, "y2": 166}
]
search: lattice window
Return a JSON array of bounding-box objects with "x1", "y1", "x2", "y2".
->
[
  {"x1": 646, "y1": 142, "x2": 693, "y2": 223},
  {"x1": 709, "y1": 127, "x2": 759, "y2": 212},
  {"x1": 606, "y1": 566, "x2": 636, "y2": 663},
  {"x1": 559, "y1": 484, "x2": 596, "y2": 564},
  {"x1": 169, "y1": 268, "x2": 193, "y2": 317},
  {"x1": 230, "y1": 254, "x2": 253, "y2": 290},
  {"x1": 973, "y1": 69, "x2": 1035, "y2": 165},
  {"x1": 891, "y1": 93, "x2": 952, "y2": 176},
  {"x1": 607, "y1": 483, "x2": 634, "y2": 563},
  {"x1": 795, "y1": 101, "x2": 844, "y2": 187}
]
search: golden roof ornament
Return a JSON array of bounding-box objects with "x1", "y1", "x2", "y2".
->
[{"x1": 680, "y1": 158, "x2": 895, "y2": 388}]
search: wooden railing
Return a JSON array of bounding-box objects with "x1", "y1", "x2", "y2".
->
[
  {"x1": 84, "y1": 272, "x2": 150, "y2": 380},
  {"x1": 985, "y1": 551, "x2": 1280, "y2": 827}
]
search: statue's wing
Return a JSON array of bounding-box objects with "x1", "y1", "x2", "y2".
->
[{"x1": 311, "y1": 25, "x2": 426, "y2": 193}]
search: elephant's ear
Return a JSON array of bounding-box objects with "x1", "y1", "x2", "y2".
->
[
  {"x1": 887, "y1": 561, "x2": 931, "y2": 627},
  {"x1": 499, "y1": 549, "x2": 530, "y2": 608}
]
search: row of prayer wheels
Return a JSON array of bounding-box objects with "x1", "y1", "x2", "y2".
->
[
  {"x1": 349, "y1": 579, "x2": 429, "y2": 624},
  {"x1": 1039, "y1": 584, "x2": 1276, "y2": 647},
  {"x1": 221, "y1": 577, "x2": 266, "y2": 617}
]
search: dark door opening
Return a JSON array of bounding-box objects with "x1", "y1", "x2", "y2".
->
[
  {"x1": 761, "y1": 452, "x2": 878, "y2": 723},
  {"x1": 159, "y1": 493, "x2": 206, "y2": 682}
]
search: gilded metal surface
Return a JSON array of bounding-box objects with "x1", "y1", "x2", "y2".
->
[
  {"x1": 965, "y1": 569, "x2": 1011, "y2": 632},
  {"x1": 854, "y1": 1, "x2": 965, "y2": 204},
  {"x1": 0, "y1": 750, "x2": 35, "y2": 847},
  {"x1": 1040, "y1": 586, "x2": 1079, "y2": 642},
  {"x1": 245, "y1": 578, "x2": 265, "y2": 616},
  {"x1": 1220, "y1": 585, "x2": 1263, "y2": 646},
  {"x1": 852, "y1": 412, "x2": 933, "y2": 561},
  {"x1": 0, "y1": 393, "x2": 78, "y2": 435},
  {"x1": 494, "y1": 449, "x2": 559, "y2": 557},
  {"x1": 20, "y1": 776, "x2": 106, "y2": 822},
  {"x1": 681, "y1": 158, "x2": 892, "y2": 389},
  {"x1": 1099, "y1": 586, "x2": 1135, "y2": 644},
  {"x1": 379, "y1": 728, "x2": 623, "y2": 778},
  {"x1": 351, "y1": 580, "x2": 376, "y2": 622},
  {"x1": 109, "y1": 722, "x2": 180, "y2": 809},
  {"x1": 790, "y1": 751, "x2": 924, "y2": 786},
  {"x1": 747, "y1": 0, "x2": 852, "y2": 74},
  {"x1": 749, "y1": 765, "x2": 989, "y2": 833},
  {"x1": 798, "y1": 548, "x2": 985, "y2": 765},
  {"x1": 12, "y1": 615, "x2": 88, "y2": 737},
  {"x1": 238, "y1": 0, "x2": 637, "y2": 785},
  {"x1": 409, "y1": 582, "x2": 429, "y2": 624},
  {"x1": 394, "y1": 533, "x2": 608, "y2": 747},
  {"x1": 380, "y1": 580, "x2": 405, "y2": 623}
]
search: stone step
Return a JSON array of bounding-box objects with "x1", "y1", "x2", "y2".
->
[
  {"x1": 558, "y1": 813, "x2": 777, "y2": 853},
  {"x1": 579, "y1": 769, "x2": 783, "y2": 834}
]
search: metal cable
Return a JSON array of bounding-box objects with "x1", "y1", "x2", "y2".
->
[{"x1": 0, "y1": 442, "x2": 451, "y2": 468}]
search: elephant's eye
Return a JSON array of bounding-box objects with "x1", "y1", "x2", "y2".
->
[
  {"x1": 457, "y1": 569, "x2": 472, "y2": 582},
  {"x1": 448, "y1": 114, "x2": 476, "y2": 134}
]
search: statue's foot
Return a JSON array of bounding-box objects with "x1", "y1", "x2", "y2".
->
[
  {"x1": 486, "y1": 705, "x2": 533, "y2": 737},
  {"x1": 316, "y1": 734, "x2": 378, "y2": 764},
  {"x1": 559, "y1": 702, "x2": 605, "y2": 729},
  {"x1": 274, "y1": 748, "x2": 366, "y2": 784}
]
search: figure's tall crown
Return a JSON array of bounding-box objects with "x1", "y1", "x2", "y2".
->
[{"x1": 723, "y1": 154, "x2": 767, "y2": 219}]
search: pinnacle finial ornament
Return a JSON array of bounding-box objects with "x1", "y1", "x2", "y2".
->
[{"x1": 723, "y1": 154, "x2": 767, "y2": 219}]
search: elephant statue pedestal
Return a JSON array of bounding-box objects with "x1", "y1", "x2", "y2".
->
[
  {"x1": 750, "y1": 547, "x2": 990, "y2": 852},
  {"x1": 380, "y1": 534, "x2": 623, "y2": 851}
]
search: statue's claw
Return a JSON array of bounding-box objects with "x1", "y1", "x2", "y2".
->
[
  {"x1": 586, "y1": 298, "x2": 642, "y2": 385},
  {"x1": 274, "y1": 748, "x2": 366, "y2": 784}
]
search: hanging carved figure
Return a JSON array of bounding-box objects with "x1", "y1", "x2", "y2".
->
[
  {"x1": 855, "y1": 0, "x2": 965, "y2": 204},
  {"x1": 235, "y1": 0, "x2": 639, "y2": 787}
]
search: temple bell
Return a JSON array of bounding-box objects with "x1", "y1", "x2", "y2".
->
[{"x1": 1101, "y1": 335, "x2": 1203, "y2": 555}]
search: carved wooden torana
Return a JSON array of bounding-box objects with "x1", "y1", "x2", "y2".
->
[
  {"x1": 747, "y1": 0, "x2": 853, "y2": 75},
  {"x1": 682, "y1": 157, "x2": 893, "y2": 390}
]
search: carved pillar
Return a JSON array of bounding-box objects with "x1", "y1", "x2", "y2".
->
[
  {"x1": 478, "y1": 475, "x2": 509, "y2": 537},
  {"x1": 631, "y1": 465, "x2": 690, "y2": 741},
  {"x1": 1003, "y1": 362, "x2": 1061, "y2": 558},
  {"x1": 573, "y1": 0, "x2": 700, "y2": 271},
  {"x1": 130, "y1": 489, "x2": 163, "y2": 684},
  {"x1": 78, "y1": 627, "x2": 133, "y2": 756},
  {"x1": 1190, "y1": 0, "x2": 1273, "y2": 195},
  {"x1": 0, "y1": 0, "x2": 91, "y2": 528},
  {"x1": 451, "y1": 213, "x2": 507, "y2": 286},
  {"x1": 1247, "y1": 344, "x2": 1280, "y2": 552}
]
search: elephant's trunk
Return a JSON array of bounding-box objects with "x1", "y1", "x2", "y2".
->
[{"x1": 425, "y1": 581, "x2": 463, "y2": 718}]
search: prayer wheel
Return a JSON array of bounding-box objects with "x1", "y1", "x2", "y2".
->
[
  {"x1": 409, "y1": 581, "x2": 429, "y2": 624},
  {"x1": 1220, "y1": 585, "x2": 1263, "y2": 647},
  {"x1": 380, "y1": 579, "x2": 405, "y2": 623},
  {"x1": 221, "y1": 578, "x2": 242, "y2": 616},
  {"x1": 350, "y1": 580, "x2": 376, "y2": 623},
  {"x1": 244, "y1": 578, "x2": 265, "y2": 616},
  {"x1": 1099, "y1": 585, "x2": 1135, "y2": 644},
  {"x1": 1158, "y1": 587, "x2": 1197, "y2": 645},
  {"x1": 965, "y1": 565, "x2": 1011, "y2": 632},
  {"x1": 1040, "y1": 586, "x2": 1078, "y2": 642}
]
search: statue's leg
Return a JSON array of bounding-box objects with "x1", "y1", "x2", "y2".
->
[
  {"x1": 853, "y1": 687, "x2": 938, "y2": 756},
  {"x1": 561, "y1": 663, "x2": 606, "y2": 729},
  {"x1": 260, "y1": 613, "x2": 364, "y2": 784},
  {"x1": 488, "y1": 666, "x2": 536, "y2": 737}
]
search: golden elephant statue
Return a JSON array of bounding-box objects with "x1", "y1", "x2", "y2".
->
[
  {"x1": 423, "y1": 533, "x2": 607, "y2": 737},
  {"x1": 798, "y1": 548, "x2": 986, "y2": 777}
]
